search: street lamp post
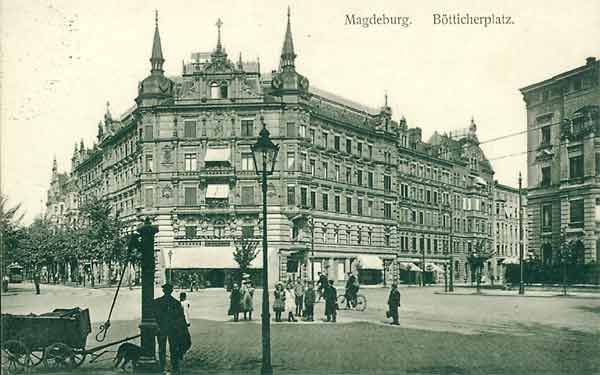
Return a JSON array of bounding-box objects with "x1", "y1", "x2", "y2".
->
[
  {"x1": 251, "y1": 120, "x2": 279, "y2": 375},
  {"x1": 309, "y1": 217, "x2": 315, "y2": 281},
  {"x1": 518, "y1": 172, "x2": 525, "y2": 295}
]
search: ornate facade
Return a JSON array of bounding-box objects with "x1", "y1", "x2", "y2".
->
[
  {"x1": 47, "y1": 11, "x2": 512, "y2": 287},
  {"x1": 521, "y1": 57, "x2": 600, "y2": 271}
]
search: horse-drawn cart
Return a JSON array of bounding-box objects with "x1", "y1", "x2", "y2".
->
[{"x1": 1, "y1": 308, "x2": 139, "y2": 373}]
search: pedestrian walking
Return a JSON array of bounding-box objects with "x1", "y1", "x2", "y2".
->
[
  {"x1": 323, "y1": 280, "x2": 337, "y2": 322},
  {"x1": 387, "y1": 283, "x2": 401, "y2": 325},
  {"x1": 294, "y1": 279, "x2": 305, "y2": 317},
  {"x1": 153, "y1": 283, "x2": 191, "y2": 374},
  {"x1": 285, "y1": 283, "x2": 298, "y2": 322},
  {"x1": 2, "y1": 275, "x2": 9, "y2": 292},
  {"x1": 273, "y1": 282, "x2": 286, "y2": 322},
  {"x1": 179, "y1": 292, "x2": 191, "y2": 327},
  {"x1": 241, "y1": 281, "x2": 255, "y2": 321},
  {"x1": 303, "y1": 280, "x2": 316, "y2": 321},
  {"x1": 33, "y1": 271, "x2": 41, "y2": 295},
  {"x1": 229, "y1": 283, "x2": 242, "y2": 322}
]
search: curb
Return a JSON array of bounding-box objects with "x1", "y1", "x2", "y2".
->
[{"x1": 433, "y1": 291, "x2": 600, "y2": 299}]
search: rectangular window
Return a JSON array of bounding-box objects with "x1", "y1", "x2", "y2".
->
[
  {"x1": 241, "y1": 186, "x2": 254, "y2": 205},
  {"x1": 368, "y1": 200, "x2": 373, "y2": 216},
  {"x1": 346, "y1": 167, "x2": 352, "y2": 184},
  {"x1": 287, "y1": 152, "x2": 295, "y2": 171},
  {"x1": 357, "y1": 142, "x2": 363, "y2": 157},
  {"x1": 241, "y1": 153, "x2": 253, "y2": 171},
  {"x1": 335, "y1": 165, "x2": 340, "y2": 181},
  {"x1": 184, "y1": 187, "x2": 197, "y2": 205},
  {"x1": 426, "y1": 190, "x2": 431, "y2": 204},
  {"x1": 384, "y1": 175, "x2": 391, "y2": 192},
  {"x1": 384, "y1": 202, "x2": 392, "y2": 219},
  {"x1": 357, "y1": 170, "x2": 363, "y2": 186},
  {"x1": 287, "y1": 122, "x2": 296, "y2": 137},
  {"x1": 184, "y1": 120, "x2": 197, "y2": 138},
  {"x1": 300, "y1": 154, "x2": 307, "y2": 172},
  {"x1": 570, "y1": 200, "x2": 584, "y2": 228},
  {"x1": 323, "y1": 132, "x2": 328, "y2": 148},
  {"x1": 144, "y1": 187, "x2": 153, "y2": 207},
  {"x1": 184, "y1": 153, "x2": 197, "y2": 171},
  {"x1": 384, "y1": 234, "x2": 391, "y2": 247},
  {"x1": 241, "y1": 120, "x2": 254, "y2": 137},
  {"x1": 335, "y1": 195, "x2": 341, "y2": 213},
  {"x1": 541, "y1": 166, "x2": 551, "y2": 187},
  {"x1": 357, "y1": 198, "x2": 363, "y2": 215},
  {"x1": 310, "y1": 129, "x2": 315, "y2": 144},
  {"x1": 323, "y1": 162, "x2": 328, "y2": 179},
  {"x1": 368, "y1": 172, "x2": 374, "y2": 188},
  {"x1": 346, "y1": 139, "x2": 352, "y2": 154},
  {"x1": 144, "y1": 124, "x2": 153, "y2": 141},
  {"x1": 569, "y1": 155, "x2": 584, "y2": 179},
  {"x1": 346, "y1": 196, "x2": 352, "y2": 214},
  {"x1": 145, "y1": 154, "x2": 153, "y2": 172},
  {"x1": 185, "y1": 226, "x2": 197, "y2": 239},
  {"x1": 299, "y1": 124, "x2": 306, "y2": 138},
  {"x1": 334, "y1": 135, "x2": 340, "y2": 151},
  {"x1": 541, "y1": 126, "x2": 550, "y2": 145},
  {"x1": 322, "y1": 193, "x2": 329, "y2": 211},
  {"x1": 368, "y1": 145, "x2": 373, "y2": 159},
  {"x1": 310, "y1": 191, "x2": 316, "y2": 209},
  {"x1": 310, "y1": 159, "x2": 316, "y2": 176},
  {"x1": 300, "y1": 187, "x2": 308, "y2": 207},
  {"x1": 419, "y1": 211, "x2": 424, "y2": 225},
  {"x1": 287, "y1": 186, "x2": 296, "y2": 205}
]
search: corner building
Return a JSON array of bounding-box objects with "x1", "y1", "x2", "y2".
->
[
  {"x1": 521, "y1": 57, "x2": 600, "y2": 277},
  {"x1": 57, "y1": 12, "x2": 501, "y2": 287}
]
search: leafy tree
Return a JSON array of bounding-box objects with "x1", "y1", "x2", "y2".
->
[
  {"x1": 467, "y1": 239, "x2": 495, "y2": 293},
  {"x1": 557, "y1": 230, "x2": 579, "y2": 296},
  {"x1": 233, "y1": 231, "x2": 260, "y2": 284},
  {"x1": 0, "y1": 195, "x2": 26, "y2": 274}
]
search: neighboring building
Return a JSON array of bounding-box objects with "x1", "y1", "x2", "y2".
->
[
  {"x1": 46, "y1": 156, "x2": 78, "y2": 227},
  {"x1": 47, "y1": 11, "x2": 504, "y2": 287},
  {"x1": 492, "y1": 182, "x2": 528, "y2": 283},
  {"x1": 520, "y1": 57, "x2": 600, "y2": 276}
]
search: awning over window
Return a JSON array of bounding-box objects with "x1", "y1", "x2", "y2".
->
[
  {"x1": 168, "y1": 247, "x2": 262, "y2": 269},
  {"x1": 398, "y1": 262, "x2": 422, "y2": 272},
  {"x1": 205, "y1": 147, "x2": 231, "y2": 162},
  {"x1": 473, "y1": 176, "x2": 487, "y2": 186},
  {"x1": 356, "y1": 255, "x2": 383, "y2": 270},
  {"x1": 425, "y1": 262, "x2": 445, "y2": 273},
  {"x1": 501, "y1": 257, "x2": 519, "y2": 265},
  {"x1": 206, "y1": 184, "x2": 229, "y2": 198}
]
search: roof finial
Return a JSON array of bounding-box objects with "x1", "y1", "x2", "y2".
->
[
  {"x1": 155, "y1": 9, "x2": 158, "y2": 27},
  {"x1": 384, "y1": 90, "x2": 388, "y2": 107},
  {"x1": 216, "y1": 18, "x2": 223, "y2": 51}
]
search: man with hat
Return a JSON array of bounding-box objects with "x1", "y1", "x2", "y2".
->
[
  {"x1": 153, "y1": 283, "x2": 190, "y2": 373},
  {"x1": 387, "y1": 283, "x2": 401, "y2": 325}
]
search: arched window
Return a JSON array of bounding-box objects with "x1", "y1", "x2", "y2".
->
[{"x1": 210, "y1": 82, "x2": 220, "y2": 99}]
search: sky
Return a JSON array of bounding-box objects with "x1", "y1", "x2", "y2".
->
[{"x1": 1, "y1": 0, "x2": 599, "y2": 224}]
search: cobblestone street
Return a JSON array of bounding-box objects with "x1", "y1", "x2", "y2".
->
[{"x1": 2, "y1": 283, "x2": 599, "y2": 374}]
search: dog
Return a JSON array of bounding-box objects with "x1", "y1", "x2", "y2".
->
[{"x1": 114, "y1": 342, "x2": 142, "y2": 370}]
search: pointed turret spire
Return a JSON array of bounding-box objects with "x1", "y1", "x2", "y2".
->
[
  {"x1": 104, "y1": 101, "x2": 112, "y2": 123},
  {"x1": 52, "y1": 155, "x2": 57, "y2": 172},
  {"x1": 238, "y1": 52, "x2": 243, "y2": 70},
  {"x1": 279, "y1": 6, "x2": 296, "y2": 72},
  {"x1": 79, "y1": 139, "x2": 84, "y2": 152},
  {"x1": 150, "y1": 10, "x2": 165, "y2": 74}
]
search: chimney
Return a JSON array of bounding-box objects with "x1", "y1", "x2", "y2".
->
[{"x1": 586, "y1": 56, "x2": 596, "y2": 66}]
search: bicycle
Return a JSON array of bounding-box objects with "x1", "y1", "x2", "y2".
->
[{"x1": 337, "y1": 293, "x2": 367, "y2": 312}]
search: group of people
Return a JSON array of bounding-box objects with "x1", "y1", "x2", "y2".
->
[
  {"x1": 228, "y1": 279, "x2": 255, "y2": 322},
  {"x1": 272, "y1": 278, "x2": 319, "y2": 322}
]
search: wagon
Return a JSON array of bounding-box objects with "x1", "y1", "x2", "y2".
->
[{"x1": 1, "y1": 307, "x2": 139, "y2": 373}]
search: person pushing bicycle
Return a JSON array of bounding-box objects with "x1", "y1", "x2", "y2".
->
[{"x1": 345, "y1": 272, "x2": 359, "y2": 309}]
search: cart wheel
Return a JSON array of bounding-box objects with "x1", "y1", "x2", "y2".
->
[
  {"x1": 43, "y1": 343, "x2": 75, "y2": 369},
  {"x1": 72, "y1": 350, "x2": 86, "y2": 368},
  {"x1": 28, "y1": 350, "x2": 45, "y2": 367},
  {"x1": 1, "y1": 339, "x2": 30, "y2": 373}
]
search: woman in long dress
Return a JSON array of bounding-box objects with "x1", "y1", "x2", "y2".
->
[
  {"x1": 273, "y1": 282, "x2": 286, "y2": 322},
  {"x1": 241, "y1": 281, "x2": 255, "y2": 321},
  {"x1": 229, "y1": 283, "x2": 241, "y2": 322},
  {"x1": 285, "y1": 283, "x2": 298, "y2": 322}
]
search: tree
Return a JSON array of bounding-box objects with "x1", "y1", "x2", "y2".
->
[
  {"x1": 557, "y1": 230, "x2": 579, "y2": 296},
  {"x1": 467, "y1": 239, "x2": 495, "y2": 294},
  {"x1": 233, "y1": 232, "x2": 260, "y2": 284},
  {"x1": 0, "y1": 195, "x2": 26, "y2": 274}
]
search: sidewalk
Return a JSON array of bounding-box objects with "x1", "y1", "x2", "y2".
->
[{"x1": 434, "y1": 288, "x2": 600, "y2": 299}]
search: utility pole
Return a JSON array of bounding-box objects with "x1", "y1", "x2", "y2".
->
[{"x1": 518, "y1": 172, "x2": 525, "y2": 295}]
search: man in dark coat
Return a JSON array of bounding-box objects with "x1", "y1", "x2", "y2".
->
[
  {"x1": 316, "y1": 272, "x2": 327, "y2": 302},
  {"x1": 303, "y1": 280, "x2": 316, "y2": 321},
  {"x1": 387, "y1": 283, "x2": 401, "y2": 325},
  {"x1": 345, "y1": 272, "x2": 358, "y2": 308},
  {"x1": 33, "y1": 270, "x2": 41, "y2": 295},
  {"x1": 153, "y1": 283, "x2": 190, "y2": 373},
  {"x1": 323, "y1": 280, "x2": 337, "y2": 322}
]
